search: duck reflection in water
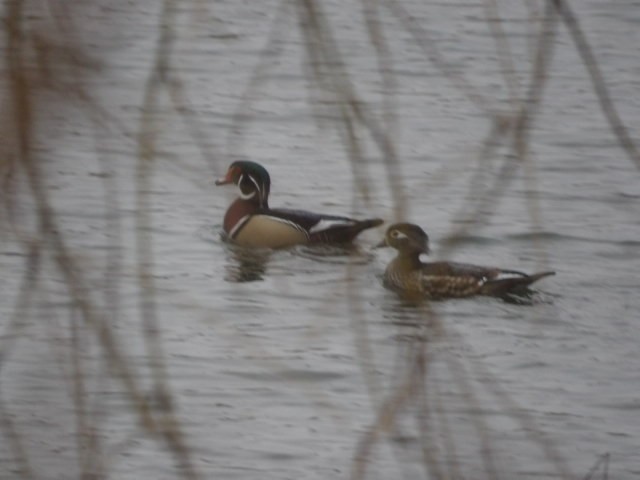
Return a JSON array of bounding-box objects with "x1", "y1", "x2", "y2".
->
[{"x1": 224, "y1": 244, "x2": 271, "y2": 283}]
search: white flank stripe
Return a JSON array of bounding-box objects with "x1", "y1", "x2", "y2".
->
[{"x1": 229, "y1": 214, "x2": 251, "y2": 239}]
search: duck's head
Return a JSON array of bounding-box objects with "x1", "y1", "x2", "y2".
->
[
  {"x1": 377, "y1": 223, "x2": 430, "y2": 254},
  {"x1": 216, "y1": 160, "x2": 271, "y2": 207}
]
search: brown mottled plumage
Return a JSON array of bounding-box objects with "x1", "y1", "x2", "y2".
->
[
  {"x1": 216, "y1": 161, "x2": 383, "y2": 248},
  {"x1": 377, "y1": 223, "x2": 555, "y2": 300}
]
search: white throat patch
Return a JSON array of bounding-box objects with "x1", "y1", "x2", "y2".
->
[
  {"x1": 237, "y1": 173, "x2": 261, "y2": 201},
  {"x1": 237, "y1": 174, "x2": 257, "y2": 200},
  {"x1": 239, "y1": 190, "x2": 256, "y2": 200}
]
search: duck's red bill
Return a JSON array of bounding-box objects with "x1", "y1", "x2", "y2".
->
[
  {"x1": 215, "y1": 166, "x2": 238, "y2": 185},
  {"x1": 215, "y1": 176, "x2": 232, "y2": 186}
]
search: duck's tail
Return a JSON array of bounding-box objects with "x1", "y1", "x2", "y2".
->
[
  {"x1": 481, "y1": 271, "x2": 555, "y2": 296},
  {"x1": 347, "y1": 218, "x2": 384, "y2": 241},
  {"x1": 357, "y1": 218, "x2": 384, "y2": 231}
]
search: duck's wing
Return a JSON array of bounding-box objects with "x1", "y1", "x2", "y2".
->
[
  {"x1": 266, "y1": 208, "x2": 355, "y2": 231},
  {"x1": 419, "y1": 273, "x2": 485, "y2": 298},
  {"x1": 479, "y1": 270, "x2": 555, "y2": 295},
  {"x1": 266, "y1": 208, "x2": 383, "y2": 243},
  {"x1": 422, "y1": 261, "x2": 517, "y2": 279},
  {"x1": 420, "y1": 262, "x2": 554, "y2": 298}
]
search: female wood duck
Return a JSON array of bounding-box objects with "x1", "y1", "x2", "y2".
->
[
  {"x1": 216, "y1": 161, "x2": 384, "y2": 248},
  {"x1": 377, "y1": 223, "x2": 555, "y2": 299}
]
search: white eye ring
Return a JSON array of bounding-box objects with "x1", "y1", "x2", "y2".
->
[{"x1": 390, "y1": 230, "x2": 399, "y2": 238}]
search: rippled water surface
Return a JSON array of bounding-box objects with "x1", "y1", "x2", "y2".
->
[{"x1": 1, "y1": 0, "x2": 639, "y2": 479}]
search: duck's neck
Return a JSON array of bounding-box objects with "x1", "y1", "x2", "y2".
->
[
  {"x1": 392, "y1": 250, "x2": 423, "y2": 271},
  {"x1": 237, "y1": 178, "x2": 270, "y2": 208},
  {"x1": 224, "y1": 197, "x2": 263, "y2": 235}
]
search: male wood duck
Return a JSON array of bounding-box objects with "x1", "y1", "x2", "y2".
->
[
  {"x1": 377, "y1": 223, "x2": 555, "y2": 299},
  {"x1": 216, "y1": 161, "x2": 384, "y2": 248}
]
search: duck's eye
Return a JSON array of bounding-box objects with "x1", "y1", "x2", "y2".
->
[
  {"x1": 229, "y1": 166, "x2": 240, "y2": 179},
  {"x1": 389, "y1": 230, "x2": 400, "y2": 239}
]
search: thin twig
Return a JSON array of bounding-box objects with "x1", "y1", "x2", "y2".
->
[{"x1": 550, "y1": 0, "x2": 640, "y2": 168}]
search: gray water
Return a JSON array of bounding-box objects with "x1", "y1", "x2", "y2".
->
[{"x1": 1, "y1": 0, "x2": 639, "y2": 479}]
